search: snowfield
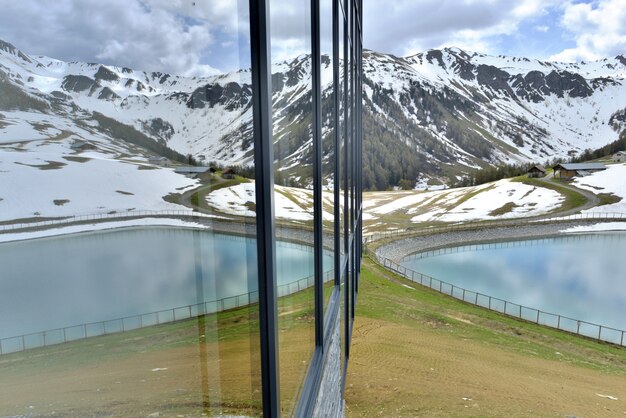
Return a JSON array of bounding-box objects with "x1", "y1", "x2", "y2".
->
[
  {"x1": 562, "y1": 222, "x2": 626, "y2": 233},
  {"x1": 0, "y1": 135, "x2": 199, "y2": 222},
  {"x1": 0, "y1": 218, "x2": 208, "y2": 243},
  {"x1": 205, "y1": 182, "x2": 334, "y2": 222},
  {"x1": 574, "y1": 163, "x2": 626, "y2": 214},
  {"x1": 363, "y1": 179, "x2": 563, "y2": 228}
]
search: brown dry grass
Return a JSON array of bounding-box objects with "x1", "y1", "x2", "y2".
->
[
  {"x1": 0, "y1": 289, "x2": 315, "y2": 417},
  {"x1": 345, "y1": 258, "x2": 626, "y2": 417}
]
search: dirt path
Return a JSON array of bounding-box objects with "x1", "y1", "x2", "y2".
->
[{"x1": 536, "y1": 173, "x2": 601, "y2": 217}]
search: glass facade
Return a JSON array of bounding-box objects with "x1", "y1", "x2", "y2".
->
[{"x1": 0, "y1": 0, "x2": 361, "y2": 416}]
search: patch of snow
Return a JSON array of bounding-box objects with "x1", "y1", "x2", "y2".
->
[
  {"x1": 574, "y1": 163, "x2": 626, "y2": 213},
  {"x1": 561, "y1": 222, "x2": 626, "y2": 233},
  {"x1": 0, "y1": 218, "x2": 209, "y2": 243}
]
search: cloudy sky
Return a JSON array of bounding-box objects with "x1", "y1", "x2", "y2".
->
[
  {"x1": 0, "y1": 0, "x2": 624, "y2": 76},
  {"x1": 365, "y1": 0, "x2": 626, "y2": 63}
]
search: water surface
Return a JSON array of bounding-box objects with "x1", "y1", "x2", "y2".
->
[
  {"x1": 401, "y1": 233, "x2": 626, "y2": 330},
  {"x1": 0, "y1": 227, "x2": 329, "y2": 339}
]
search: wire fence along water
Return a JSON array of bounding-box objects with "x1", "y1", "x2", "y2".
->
[
  {"x1": 363, "y1": 212, "x2": 626, "y2": 244},
  {"x1": 0, "y1": 210, "x2": 214, "y2": 233},
  {"x1": 401, "y1": 233, "x2": 625, "y2": 262},
  {"x1": 0, "y1": 269, "x2": 333, "y2": 356},
  {"x1": 378, "y1": 255, "x2": 626, "y2": 347}
]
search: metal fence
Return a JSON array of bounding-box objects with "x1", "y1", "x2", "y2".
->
[
  {"x1": 401, "y1": 233, "x2": 625, "y2": 262},
  {"x1": 363, "y1": 212, "x2": 626, "y2": 244},
  {"x1": 0, "y1": 269, "x2": 333, "y2": 356},
  {"x1": 0, "y1": 210, "x2": 213, "y2": 233},
  {"x1": 377, "y1": 255, "x2": 626, "y2": 347}
]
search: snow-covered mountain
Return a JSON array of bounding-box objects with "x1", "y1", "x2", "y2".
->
[
  {"x1": 1, "y1": 38, "x2": 626, "y2": 191},
  {"x1": 362, "y1": 48, "x2": 626, "y2": 188}
]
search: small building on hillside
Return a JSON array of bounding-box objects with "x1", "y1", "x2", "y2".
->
[
  {"x1": 70, "y1": 139, "x2": 93, "y2": 150},
  {"x1": 222, "y1": 167, "x2": 236, "y2": 179},
  {"x1": 552, "y1": 163, "x2": 607, "y2": 179},
  {"x1": 612, "y1": 151, "x2": 626, "y2": 163},
  {"x1": 174, "y1": 166, "x2": 211, "y2": 179},
  {"x1": 527, "y1": 165, "x2": 547, "y2": 178},
  {"x1": 148, "y1": 156, "x2": 169, "y2": 167}
]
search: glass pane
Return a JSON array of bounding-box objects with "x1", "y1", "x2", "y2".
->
[
  {"x1": 269, "y1": 1, "x2": 315, "y2": 415},
  {"x1": 338, "y1": 0, "x2": 348, "y2": 378},
  {"x1": 0, "y1": 3, "x2": 262, "y2": 416},
  {"x1": 322, "y1": 0, "x2": 335, "y2": 316},
  {"x1": 339, "y1": 0, "x2": 347, "y2": 265}
]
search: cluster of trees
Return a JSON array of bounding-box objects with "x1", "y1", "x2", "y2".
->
[
  {"x1": 570, "y1": 131, "x2": 626, "y2": 163},
  {"x1": 455, "y1": 129, "x2": 626, "y2": 188},
  {"x1": 453, "y1": 162, "x2": 534, "y2": 187},
  {"x1": 91, "y1": 112, "x2": 191, "y2": 165}
]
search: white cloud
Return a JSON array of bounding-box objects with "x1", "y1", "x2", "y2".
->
[
  {"x1": 535, "y1": 25, "x2": 550, "y2": 33},
  {"x1": 0, "y1": 0, "x2": 248, "y2": 75},
  {"x1": 364, "y1": 0, "x2": 561, "y2": 56},
  {"x1": 550, "y1": 0, "x2": 626, "y2": 62}
]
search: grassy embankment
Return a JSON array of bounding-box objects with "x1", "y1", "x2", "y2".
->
[
  {"x1": 345, "y1": 257, "x2": 626, "y2": 417},
  {"x1": 514, "y1": 176, "x2": 587, "y2": 213},
  {"x1": 0, "y1": 285, "x2": 316, "y2": 417}
]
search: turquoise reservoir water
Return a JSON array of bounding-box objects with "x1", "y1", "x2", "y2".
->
[
  {"x1": 0, "y1": 227, "x2": 329, "y2": 339},
  {"x1": 401, "y1": 233, "x2": 626, "y2": 331}
]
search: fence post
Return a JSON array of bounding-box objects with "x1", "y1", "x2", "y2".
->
[
  {"x1": 488, "y1": 296, "x2": 491, "y2": 309},
  {"x1": 519, "y1": 305, "x2": 522, "y2": 318},
  {"x1": 622, "y1": 331, "x2": 624, "y2": 346},
  {"x1": 475, "y1": 293, "x2": 478, "y2": 305},
  {"x1": 63, "y1": 328, "x2": 67, "y2": 343},
  {"x1": 462, "y1": 289, "x2": 465, "y2": 301},
  {"x1": 557, "y1": 315, "x2": 561, "y2": 329},
  {"x1": 83, "y1": 324, "x2": 87, "y2": 338},
  {"x1": 577, "y1": 320, "x2": 580, "y2": 334},
  {"x1": 598, "y1": 326, "x2": 602, "y2": 340},
  {"x1": 504, "y1": 301, "x2": 507, "y2": 314},
  {"x1": 536, "y1": 310, "x2": 540, "y2": 323}
]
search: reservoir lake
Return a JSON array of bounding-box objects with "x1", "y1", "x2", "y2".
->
[
  {"x1": 401, "y1": 233, "x2": 626, "y2": 331},
  {"x1": 0, "y1": 227, "x2": 330, "y2": 339}
]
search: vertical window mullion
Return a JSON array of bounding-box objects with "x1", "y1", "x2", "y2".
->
[
  {"x1": 311, "y1": 0, "x2": 324, "y2": 349},
  {"x1": 249, "y1": 1, "x2": 280, "y2": 416},
  {"x1": 333, "y1": 0, "x2": 341, "y2": 289}
]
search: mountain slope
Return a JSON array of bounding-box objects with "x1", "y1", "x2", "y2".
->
[
  {"x1": 1, "y1": 38, "x2": 626, "y2": 191},
  {"x1": 362, "y1": 48, "x2": 626, "y2": 188}
]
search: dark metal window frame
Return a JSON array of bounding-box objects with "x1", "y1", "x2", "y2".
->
[{"x1": 249, "y1": 0, "x2": 362, "y2": 416}]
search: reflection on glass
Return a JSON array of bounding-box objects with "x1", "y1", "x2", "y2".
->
[
  {"x1": 338, "y1": 0, "x2": 348, "y2": 377},
  {"x1": 270, "y1": 1, "x2": 315, "y2": 414},
  {"x1": 321, "y1": 0, "x2": 336, "y2": 316},
  {"x1": 401, "y1": 234, "x2": 626, "y2": 330},
  {"x1": 0, "y1": 2, "x2": 261, "y2": 416}
]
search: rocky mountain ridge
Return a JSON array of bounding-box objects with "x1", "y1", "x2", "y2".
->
[{"x1": 1, "y1": 38, "x2": 625, "y2": 189}]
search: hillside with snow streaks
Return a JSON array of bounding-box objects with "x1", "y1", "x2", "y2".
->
[
  {"x1": 362, "y1": 48, "x2": 626, "y2": 186},
  {"x1": 2, "y1": 37, "x2": 626, "y2": 192},
  {"x1": 362, "y1": 179, "x2": 563, "y2": 230}
]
